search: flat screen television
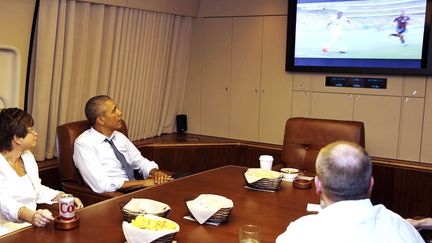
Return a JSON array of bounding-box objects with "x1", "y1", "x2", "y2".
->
[{"x1": 286, "y1": 0, "x2": 432, "y2": 75}]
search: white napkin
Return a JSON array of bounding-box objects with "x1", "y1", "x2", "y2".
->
[
  {"x1": 123, "y1": 198, "x2": 170, "y2": 215},
  {"x1": 307, "y1": 203, "x2": 322, "y2": 212},
  {"x1": 182, "y1": 215, "x2": 221, "y2": 226},
  {"x1": 244, "y1": 168, "x2": 282, "y2": 183},
  {"x1": 122, "y1": 215, "x2": 179, "y2": 243},
  {"x1": 186, "y1": 194, "x2": 234, "y2": 224}
]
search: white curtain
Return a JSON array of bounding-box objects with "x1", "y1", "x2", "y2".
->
[{"x1": 28, "y1": 0, "x2": 192, "y2": 161}]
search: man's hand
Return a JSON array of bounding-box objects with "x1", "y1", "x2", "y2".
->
[
  {"x1": 149, "y1": 169, "x2": 173, "y2": 184},
  {"x1": 406, "y1": 217, "x2": 432, "y2": 230}
]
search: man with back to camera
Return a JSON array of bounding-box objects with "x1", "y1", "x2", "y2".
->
[
  {"x1": 73, "y1": 95, "x2": 172, "y2": 193},
  {"x1": 276, "y1": 141, "x2": 423, "y2": 243}
]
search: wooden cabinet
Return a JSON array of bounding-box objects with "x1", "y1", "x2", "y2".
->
[
  {"x1": 200, "y1": 18, "x2": 232, "y2": 137},
  {"x1": 421, "y1": 78, "x2": 432, "y2": 163},
  {"x1": 259, "y1": 16, "x2": 292, "y2": 144},
  {"x1": 292, "y1": 91, "x2": 310, "y2": 117},
  {"x1": 310, "y1": 92, "x2": 353, "y2": 120},
  {"x1": 229, "y1": 16, "x2": 292, "y2": 144},
  {"x1": 353, "y1": 95, "x2": 401, "y2": 158},
  {"x1": 188, "y1": 16, "x2": 293, "y2": 144},
  {"x1": 229, "y1": 17, "x2": 262, "y2": 141},
  {"x1": 306, "y1": 92, "x2": 401, "y2": 158},
  {"x1": 399, "y1": 77, "x2": 426, "y2": 161},
  {"x1": 292, "y1": 73, "x2": 427, "y2": 160},
  {"x1": 399, "y1": 97, "x2": 424, "y2": 161}
]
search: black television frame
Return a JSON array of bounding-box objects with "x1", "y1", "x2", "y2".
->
[{"x1": 286, "y1": 0, "x2": 432, "y2": 75}]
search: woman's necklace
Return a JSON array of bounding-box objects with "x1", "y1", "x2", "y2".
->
[
  {"x1": 1, "y1": 152, "x2": 26, "y2": 176},
  {"x1": 8, "y1": 157, "x2": 25, "y2": 176}
]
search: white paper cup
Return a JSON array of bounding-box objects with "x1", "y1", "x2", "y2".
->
[{"x1": 259, "y1": 155, "x2": 273, "y2": 170}]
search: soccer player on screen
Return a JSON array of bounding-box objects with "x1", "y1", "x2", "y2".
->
[
  {"x1": 323, "y1": 11, "x2": 351, "y2": 53},
  {"x1": 389, "y1": 10, "x2": 410, "y2": 45}
]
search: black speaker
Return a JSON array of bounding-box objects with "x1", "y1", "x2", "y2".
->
[{"x1": 176, "y1": 114, "x2": 187, "y2": 134}]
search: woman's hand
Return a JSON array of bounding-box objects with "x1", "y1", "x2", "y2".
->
[
  {"x1": 32, "y1": 209, "x2": 54, "y2": 227},
  {"x1": 74, "y1": 197, "x2": 84, "y2": 210},
  {"x1": 54, "y1": 192, "x2": 84, "y2": 210}
]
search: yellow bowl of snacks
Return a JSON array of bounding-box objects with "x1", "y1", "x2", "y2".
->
[
  {"x1": 280, "y1": 168, "x2": 299, "y2": 181},
  {"x1": 122, "y1": 214, "x2": 179, "y2": 243}
]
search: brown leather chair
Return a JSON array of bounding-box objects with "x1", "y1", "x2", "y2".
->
[
  {"x1": 56, "y1": 120, "x2": 127, "y2": 205},
  {"x1": 279, "y1": 117, "x2": 365, "y2": 174}
]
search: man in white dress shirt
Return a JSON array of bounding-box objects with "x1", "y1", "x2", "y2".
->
[
  {"x1": 73, "y1": 95, "x2": 172, "y2": 193},
  {"x1": 276, "y1": 141, "x2": 423, "y2": 243}
]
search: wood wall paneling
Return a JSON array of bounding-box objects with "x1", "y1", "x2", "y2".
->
[
  {"x1": 141, "y1": 145, "x2": 237, "y2": 173},
  {"x1": 39, "y1": 162, "x2": 62, "y2": 191},
  {"x1": 40, "y1": 134, "x2": 432, "y2": 218},
  {"x1": 372, "y1": 162, "x2": 432, "y2": 218},
  {"x1": 236, "y1": 144, "x2": 282, "y2": 169}
]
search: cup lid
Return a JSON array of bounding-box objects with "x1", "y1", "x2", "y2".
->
[{"x1": 259, "y1": 155, "x2": 273, "y2": 160}]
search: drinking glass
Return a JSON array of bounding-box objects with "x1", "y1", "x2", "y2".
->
[{"x1": 239, "y1": 224, "x2": 260, "y2": 243}]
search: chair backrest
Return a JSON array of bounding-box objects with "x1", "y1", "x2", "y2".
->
[
  {"x1": 56, "y1": 120, "x2": 128, "y2": 185},
  {"x1": 281, "y1": 117, "x2": 365, "y2": 173}
]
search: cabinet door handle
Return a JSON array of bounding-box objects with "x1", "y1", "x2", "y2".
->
[
  {"x1": 255, "y1": 89, "x2": 259, "y2": 93},
  {"x1": 355, "y1": 95, "x2": 361, "y2": 100},
  {"x1": 225, "y1": 87, "x2": 229, "y2": 92},
  {"x1": 347, "y1": 94, "x2": 353, "y2": 99},
  {"x1": 405, "y1": 97, "x2": 410, "y2": 103},
  {"x1": 411, "y1": 90, "x2": 417, "y2": 96},
  {"x1": 261, "y1": 89, "x2": 266, "y2": 94}
]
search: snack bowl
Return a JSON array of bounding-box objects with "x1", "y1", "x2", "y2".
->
[
  {"x1": 244, "y1": 168, "x2": 284, "y2": 191},
  {"x1": 187, "y1": 206, "x2": 233, "y2": 224},
  {"x1": 119, "y1": 199, "x2": 171, "y2": 222},
  {"x1": 185, "y1": 194, "x2": 234, "y2": 224},
  {"x1": 122, "y1": 214, "x2": 179, "y2": 243},
  {"x1": 280, "y1": 168, "x2": 299, "y2": 180}
]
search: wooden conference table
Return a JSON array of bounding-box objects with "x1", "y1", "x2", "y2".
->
[{"x1": 1, "y1": 165, "x2": 319, "y2": 243}]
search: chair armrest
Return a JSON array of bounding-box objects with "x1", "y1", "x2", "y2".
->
[{"x1": 62, "y1": 182, "x2": 123, "y2": 205}]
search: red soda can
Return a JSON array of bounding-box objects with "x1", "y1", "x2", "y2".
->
[{"x1": 59, "y1": 194, "x2": 75, "y2": 221}]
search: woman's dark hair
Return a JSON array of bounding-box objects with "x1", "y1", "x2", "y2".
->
[{"x1": 0, "y1": 108, "x2": 34, "y2": 152}]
